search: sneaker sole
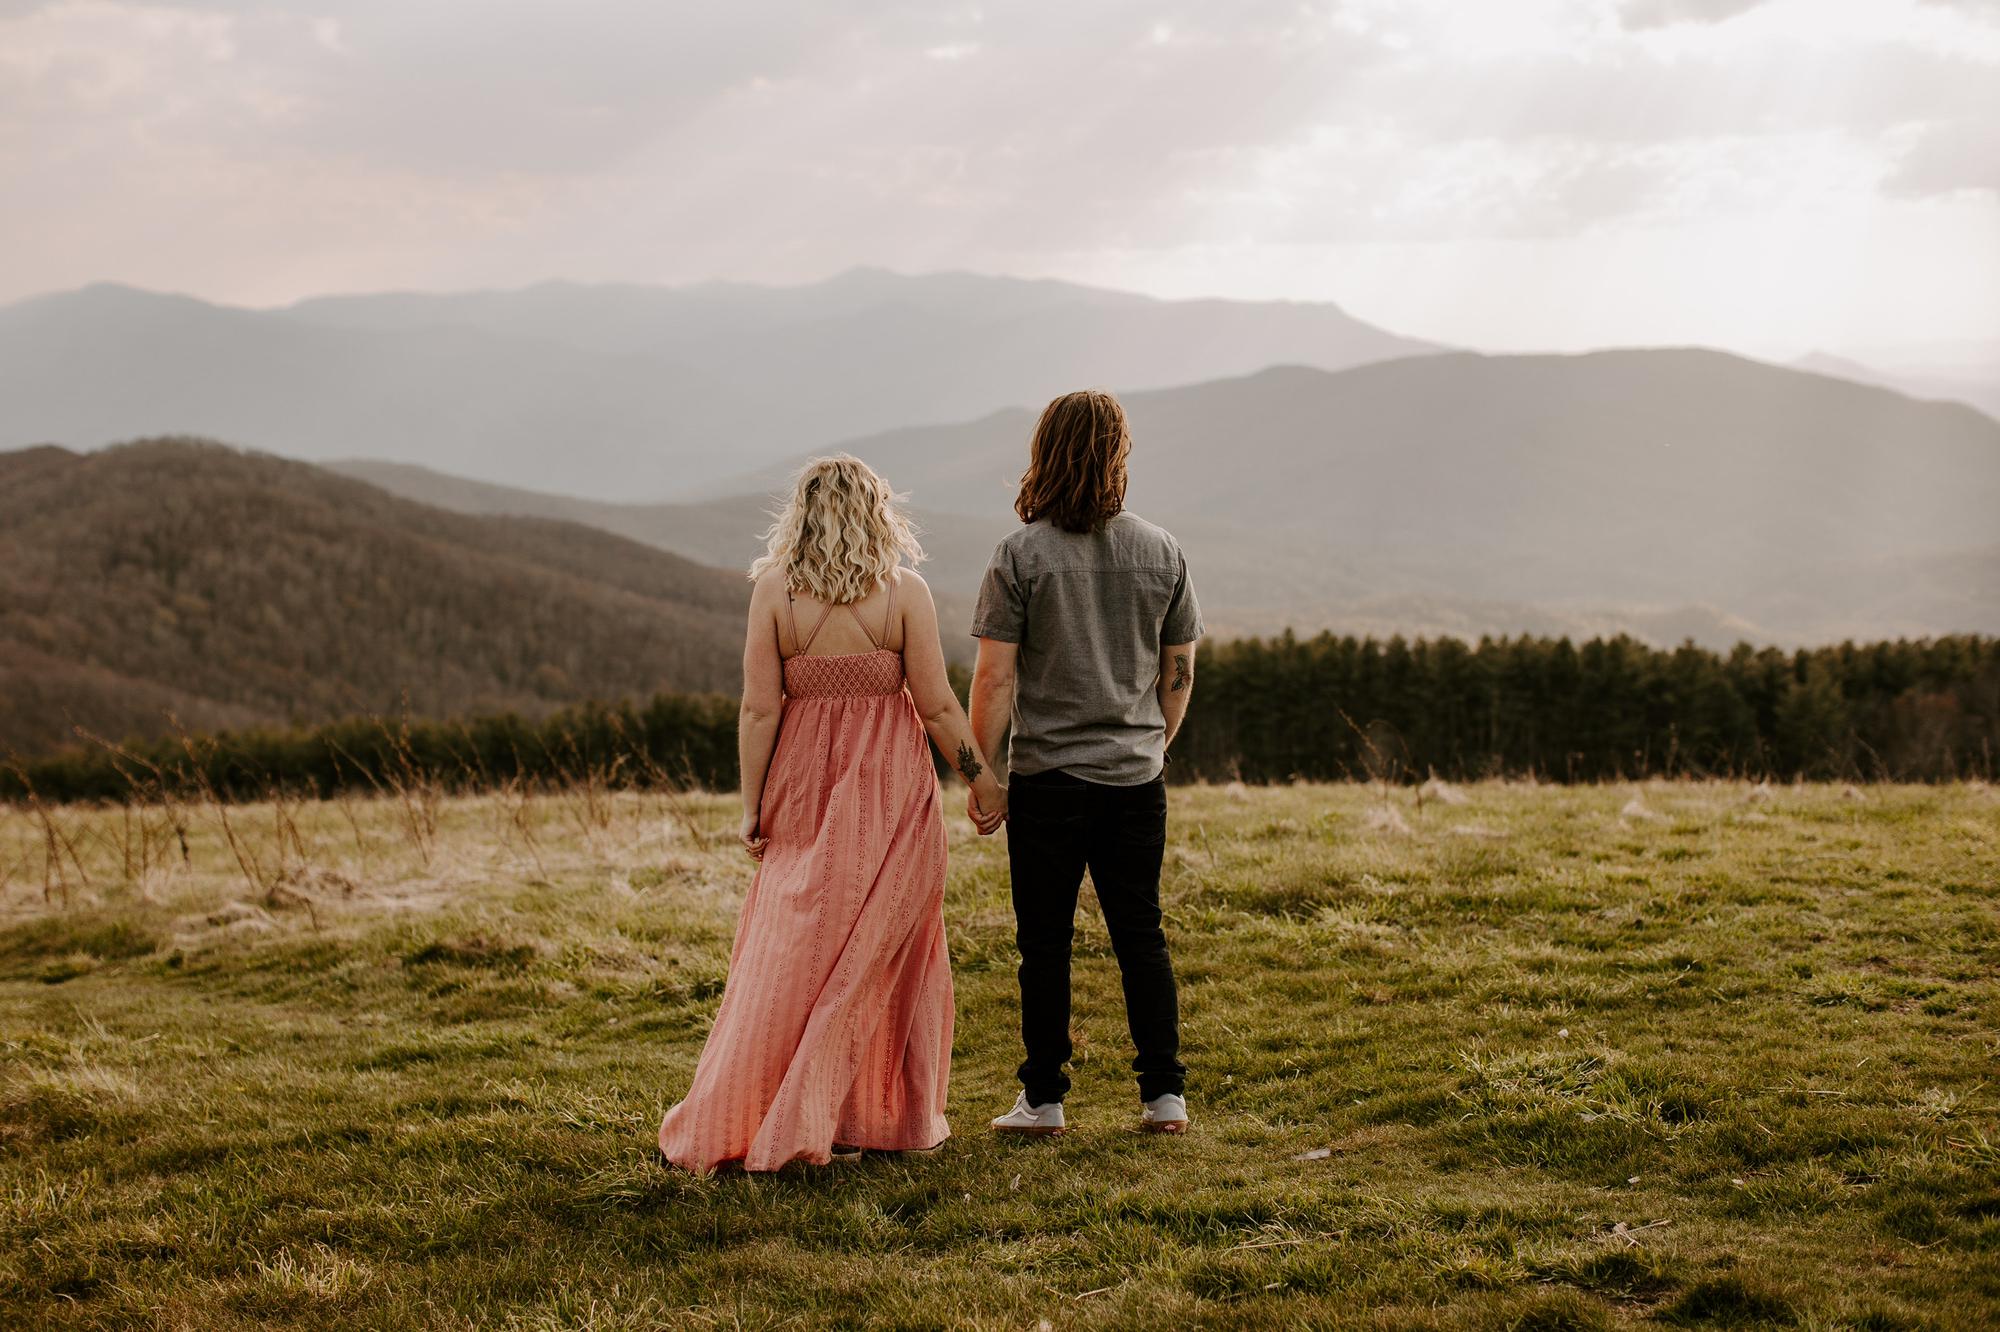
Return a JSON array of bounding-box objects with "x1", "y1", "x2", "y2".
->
[
  {"x1": 991, "y1": 1123, "x2": 1067, "y2": 1136},
  {"x1": 1141, "y1": 1120, "x2": 1188, "y2": 1135}
]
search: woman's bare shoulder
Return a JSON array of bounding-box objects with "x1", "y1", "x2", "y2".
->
[{"x1": 894, "y1": 567, "x2": 938, "y2": 614}]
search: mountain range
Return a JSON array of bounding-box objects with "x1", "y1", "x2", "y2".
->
[
  {"x1": 339, "y1": 350, "x2": 2000, "y2": 648},
  {"x1": 0, "y1": 269, "x2": 1437, "y2": 501},
  {"x1": 4, "y1": 269, "x2": 1996, "y2": 751}
]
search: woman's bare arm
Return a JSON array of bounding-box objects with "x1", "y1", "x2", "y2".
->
[
  {"x1": 737, "y1": 573, "x2": 787, "y2": 856},
  {"x1": 899, "y1": 571, "x2": 1006, "y2": 831}
]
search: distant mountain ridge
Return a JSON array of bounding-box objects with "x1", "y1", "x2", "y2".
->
[
  {"x1": 331, "y1": 455, "x2": 1787, "y2": 648},
  {"x1": 338, "y1": 348, "x2": 2000, "y2": 648},
  {"x1": 1791, "y1": 351, "x2": 2000, "y2": 424},
  {"x1": 707, "y1": 349, "x2": 2000, "y2": 644},
  {"x1": 0, "y1": 269, "x2": 1440, "y2": 500},
  {"x1": 0, "y1": 440, "x2": 748, "y2": 757},
  {"x1": 325, "y1": 457, "x2": 1000, "y2": 661}
]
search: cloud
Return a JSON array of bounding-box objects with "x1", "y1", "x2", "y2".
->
[
  {"x1": 1886, "y1": 118, "x2": 2000, "y2": 196},
  {"x1": 1375, "y1": 42, "x2": 2000, "y2": 146},
  {"x1": 0, "y1": 0, "x2": 1995, "y2": 345},
  {"x1": 0, "y1": 0, "x2": 1381, "y2": 179},
  {"x1": 1619, "y1": 0, "x2": 1768, "y2": 28}
]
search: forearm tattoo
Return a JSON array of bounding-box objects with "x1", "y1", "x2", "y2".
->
[
  {"x1": 955, "y1": 741, "x2": 984, "y2": 783},
  {"x1": 1171, "y1": 653, "x2": 1191, "y2": 692}
]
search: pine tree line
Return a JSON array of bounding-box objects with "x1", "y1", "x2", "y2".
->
[
  {"x1": 1172, "y1": 633, "x2": 1999, "y2": 783},
  {"x1": 6, "y1": 635, "x2": 1995, "y2": 804}
]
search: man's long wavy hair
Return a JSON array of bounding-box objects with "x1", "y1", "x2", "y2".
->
[
  {"x1": 1015, "y1": 389, "x2": 1131, "y2": 534},
  {"x1": 749, "y1": 454, "x2": 924, "y2": 604}
]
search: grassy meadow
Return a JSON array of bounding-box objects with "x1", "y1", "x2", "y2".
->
[{"x1": 2, "y1": 779, "x2": 1997, "y2": 1330}]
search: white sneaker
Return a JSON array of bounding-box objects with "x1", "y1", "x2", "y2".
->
[
  {"x1": 1141, "y1": 1093, "x2": 1189, "y2": 1134},
  {"x1": 991, "y1": 1091, "x2": 1067, "y2": 1136}
]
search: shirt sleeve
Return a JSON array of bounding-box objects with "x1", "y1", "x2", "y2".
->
[
  {"x1": 970, "y1": 542, "x2": 1027, "y2": 642},
  {"x1": 1161, "y1": 549, "x2": 1203, "y2": 644}
]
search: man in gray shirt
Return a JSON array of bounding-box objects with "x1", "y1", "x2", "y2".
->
[{"x1": 969, "y1": 388, "x2": 1202, "y2": 1138}]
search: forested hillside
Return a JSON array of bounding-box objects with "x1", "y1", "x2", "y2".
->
[{"x1": 0, "y1": 441, "x2": 747, "y2": 757}]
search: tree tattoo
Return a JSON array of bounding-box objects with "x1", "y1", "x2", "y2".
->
[
  {"x1": 1171, "y1": 653, "x2": 1191, "y2": 692},
  {"x1": 955, "y1": 741, "x2": 984, "y2": 783}
]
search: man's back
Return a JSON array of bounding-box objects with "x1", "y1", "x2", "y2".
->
[
  {"x1": 970, "y1": 387, "x2": 1194, "y2": 1133},
  {"x1": 971, "y1": 510, "x2": 1202, "y2": 785}
]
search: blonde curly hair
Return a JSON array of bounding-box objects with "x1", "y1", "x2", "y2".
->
[{"x1": 749, "y1": 454, "x2": 924, "y2": 604}]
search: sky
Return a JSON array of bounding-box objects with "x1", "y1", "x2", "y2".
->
[{"x1": 3, "y1": 0, "x2": 1997, "y2": 363}]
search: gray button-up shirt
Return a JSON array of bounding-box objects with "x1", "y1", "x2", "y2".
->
[{"x1": 970, "y1": 511, "x2": 1203, "y2": 785}]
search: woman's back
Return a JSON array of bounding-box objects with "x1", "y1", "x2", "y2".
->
[
  {"x1": 780, "y1": 574, "x2": 905, "y2": 660},
  {"x1": 779, "y1": 573, "x2": 908, "y2": 700}
]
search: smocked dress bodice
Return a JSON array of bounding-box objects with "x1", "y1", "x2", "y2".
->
[{"x1": 782, "y1": 648, "x2": 906, "y2": 700}]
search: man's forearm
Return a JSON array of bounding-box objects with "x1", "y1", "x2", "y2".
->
[
  {"x1": 1158, "y1": 645, "x2": 1194, "y2": 750},
  {"x1": 1160, "y1": 689, "x2": 1191, "y2": 750},
  {"x1": 968, "y1": 677, "x2": 1012, "y2": 779}
]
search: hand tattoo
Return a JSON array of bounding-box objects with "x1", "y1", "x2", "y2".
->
[
  {"x1": 1171, "y1": 653, "x2": 1190, "y2": 692},
  {"x1": 955, "y1": 741, "x2": 984, "y2": 783}
]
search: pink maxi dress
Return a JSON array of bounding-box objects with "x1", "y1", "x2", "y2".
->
[{"x1": 658, "y1": 576, "x2": 954, "y2": 1172}]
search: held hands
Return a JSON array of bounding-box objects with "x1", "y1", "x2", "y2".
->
[
  {"x1": 952, "y1": 737, "x2": 1005, "y2": 835},
  {"x1": 739, "y1": 809, "x2": 768, "y2": 861},
  {"x1": 966, "y1": 779, "x2": 1007, "y2": 836}
]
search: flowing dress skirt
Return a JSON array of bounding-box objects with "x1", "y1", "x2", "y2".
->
[{"x1": 658, "y1": 649, "x2": 953, "y2": 1172}]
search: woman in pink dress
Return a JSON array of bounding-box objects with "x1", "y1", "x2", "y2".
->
[{"x1": 658, "y1": 454, "x2": 1007, "y2": 1173}]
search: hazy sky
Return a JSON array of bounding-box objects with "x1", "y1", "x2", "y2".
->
[{"x1": 4, "y1": 0, "x2": 1996, "y2": 360}]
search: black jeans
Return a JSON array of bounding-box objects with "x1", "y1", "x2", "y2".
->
[{"x1": 1006, "y1": 769, "x2": 1186, "y2": 1105}]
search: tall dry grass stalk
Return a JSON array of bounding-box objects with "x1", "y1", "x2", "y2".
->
[
  {"x1": 494, "y1": 775, "x2": 549, "y2": 880},
  {"x1": 170, "y1": 720, "x2": 273, "y2": 903},
  {"x1": 4, "y1": 758, "x2": 93, "y2": 907},
  {"x1": 326, "y1": 714, "x2": 442, "y2": 868}
]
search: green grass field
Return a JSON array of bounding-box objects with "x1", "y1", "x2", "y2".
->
[{"x1": 3, "y1": 780, "x2": 1996, "y2": 1330}]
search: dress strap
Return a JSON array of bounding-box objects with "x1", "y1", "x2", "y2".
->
[
  {"x1": 785, "y1": 587, "x2": 802, "y2": 656},
  {"x1": 795, "y1": 597, "x2": 837, "y2": 654},
  {"x1": 845, "y1": 570, "x2": 897, "y2": 650}
]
